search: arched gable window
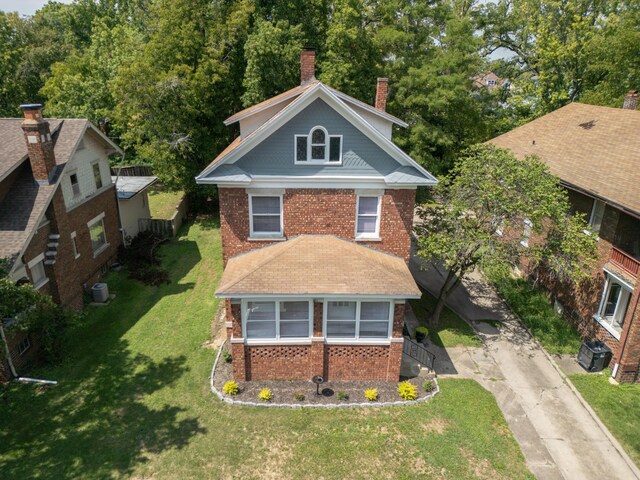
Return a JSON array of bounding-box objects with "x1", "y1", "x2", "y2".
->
[{"x1": 295, "y1": 126, "x2": 342, "y2": 164}]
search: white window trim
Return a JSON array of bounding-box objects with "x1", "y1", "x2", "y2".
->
[
  {"x1": 355, "y1": 194, "x2": 382, "y2": 240},
  {"x1": 241, "y1": 299, "x2": 313, "y2": 342},
  {"x1": 248, "y1": 193, "x2": 284, "y2": 238},
  {"x1": 87, "y1": 212, "x2": 109, "y2": 257},
  {"x1": 589, "y1": 199, "x2": 605, "y2": 233},
  {"x1": 323, "y1": 299, "x2": 393, "y2": 342},
  {"x1": 294, "y1": 125, "x2": 343, "y2": 165},
  {"x1": 27, "y1": 253, "x2": 48, "y2": 289},
  {"x1": 593, "y1": 272, "x2": 632, "y2": 340},
  {"x1": 70, "y1": 231, "x2": 80, "y2": 259},
  {"x1": 520, "y1": 218, "x2": 532, "y2": 247},
  {"x1": 91, "y1": 160, "x2": 103, "y2": 190},
  {"x1": 69, "y1": 171, "x2": 81, "y2": 198}
]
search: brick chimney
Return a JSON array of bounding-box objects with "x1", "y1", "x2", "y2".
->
[
  {"x1": 375, "y1": 78, "x2": 388, "y2": 111},
  {"x1": 20, "y1": 104, "x2": 56, "y2": 184},
  {"x1": 300, "y1": 49, "x2": 315, "y2": 85},
  {"x1": 623, "y1": 90, "x2": 638, "y2": 110}
]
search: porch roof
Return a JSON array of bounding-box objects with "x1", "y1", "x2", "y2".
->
[{"x1": 216, "y1": 235, "x2": 421, "y2": 298}]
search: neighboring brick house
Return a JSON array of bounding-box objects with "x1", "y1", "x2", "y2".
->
[
  {"x1": 489, "y1": 90, "x2": 640, "y2": 383},
  {"x1": 196, "y1": 50, "x2": 437, "y2": 382},
  {"x1": 0, "y1": 104, "x2": 122, "y2": 380}
]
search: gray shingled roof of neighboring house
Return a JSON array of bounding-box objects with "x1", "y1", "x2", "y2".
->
[
  {"x1": 0, "y1": 118, "x2": 94, "y2": 264},
  {"x1": 112, "y1": 175, "x2": 158, "y2": 199}
]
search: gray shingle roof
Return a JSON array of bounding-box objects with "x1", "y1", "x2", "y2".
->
[{"x1": 112, "y1": 175, "x2": 158, "y2": 199}]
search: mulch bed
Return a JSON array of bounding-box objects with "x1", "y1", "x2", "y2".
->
[{"x1": 212, "y1": 345, "x2": 437, "y2": 406}]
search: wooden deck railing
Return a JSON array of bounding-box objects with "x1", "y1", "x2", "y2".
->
[{"x1": 610, "y1": 247, "x2": 640, "y2": 277}]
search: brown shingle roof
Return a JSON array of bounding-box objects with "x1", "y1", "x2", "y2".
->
[
  {"x1": 216, "y1": 235, "x2": 421, "y2": 298},
  {"x1": 489, "y1": 103, "x2": 640, "y2": 215}
]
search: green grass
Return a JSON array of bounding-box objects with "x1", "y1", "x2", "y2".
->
[
  {"x1": 570, "y1": 371, "x2": 640, "y2": 467},
  {"x1": 0, "y1": 218, "x2": 532, "y2": 479},
  {"x1": 148, "y1": 188, "x2": 185, "y2": 219},
  {"x1": 488, "y1": 275, "x2": 582, "y2": 355},
  {"x1": 410, "y1": 288, "x2": 481, "y2": 348}
]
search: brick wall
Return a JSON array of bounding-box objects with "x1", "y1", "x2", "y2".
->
[
  {"x1": 23, "y1": 185, "x2": 121, "y2": 311},
  {"x1": 227, "y1": 301, "x2": 405, "y2": 382},
  {"x1": 219, "y1": 187, "x2": 415, "y2": 265}
]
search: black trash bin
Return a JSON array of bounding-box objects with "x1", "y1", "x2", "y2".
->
[{"x1": 577, "y1": 340, "x2": 613, "y2": 372}]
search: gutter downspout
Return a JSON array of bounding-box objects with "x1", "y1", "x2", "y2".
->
[
  {"x1": 612, "y1": 286, "x2": 640, "y2": 381},
  {"x1": 0, "y1": 323, "x2": 18, "y2": 379},
  {"x1": 114, "y1": 154, "x2": 126, "y2": 246}
]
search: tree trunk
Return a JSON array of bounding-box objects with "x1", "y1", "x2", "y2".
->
[{"x1": 428, "y1": 268, "x2": 461, "y2": 326}]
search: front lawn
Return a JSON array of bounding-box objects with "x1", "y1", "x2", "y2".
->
[
  {"x1": 570, "y1": 372, "x2": 640, "y2": 466},
  {"x1": 410, "y1": 288, "x2": 481, "y2": 348},
  {"x1": 488, "y1": 274, "x2": 582, "y2": 355},
  {"x1": 0, "y1": 218, "x2": 531, "y2": 479}
]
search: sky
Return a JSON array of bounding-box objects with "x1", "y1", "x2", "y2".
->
[{"x1": 0, "y1": 0, "x2": 73, "y2": 16}]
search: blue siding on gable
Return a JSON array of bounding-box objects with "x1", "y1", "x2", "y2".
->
[{"x1": 234, "y1": 98, "x2": 401, "y2": 177}]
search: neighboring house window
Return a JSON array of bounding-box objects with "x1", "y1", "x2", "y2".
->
[
  {"x1": 70, "y1": 173, "x2": 80, "y2": 197},
  {"x1": 521, "y1": 219, "x2": 532, "y2": 247},
  {"x1": 92, "y1": 163, "x2": 103, "y2": 190},
  {"x1": 595, "y1": 273, "x2": 632, "y2": 338},
  {"x1": 325, "y1": 300, "x2": 392, "y2": 339},
  {"x1": 295, "y1": 126, "x2": 342, "y2": 164},
  {"x1": 355, "y1": 195, "x2": 381, "y2": 239},
  {"x1": 17, "y1": 336, "x2": 31, "y2": 356},
  {"x1": 27, "y1": 253, "x2": 47, "y2": 289},
  {"x1": 88, "y1": 213, "x2": 107, "y2": 255},
  {"x1": 249, "y1": 194, "x2": 283, "y2": 237},
  {"x1": 487, "y1": 79, "x2": 497, "y2": 86},
  {"x1": 71, "y1": 231, "x2": 80, "y2": 259},
  {"x1": 244, "y1": 300, "x2": 312, "y2": 339},
  {"x1": 589, "y1": 199, "x2": 605, "y2": 233}
]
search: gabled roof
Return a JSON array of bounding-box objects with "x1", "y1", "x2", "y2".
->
[
  {"x1": 216, "y1": 235, "x2": 421, "y2": 298},
  {"x1": 196, "y1": 82, "x2": 436, "y2": 186},
  {"x1": 489, "y1": 103, "x2": 640, "y2": 216}
]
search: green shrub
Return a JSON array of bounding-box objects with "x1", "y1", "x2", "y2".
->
[
  {"x1": 221, "y1": 349, "x2": 232, "y2": 363},
  {"x1": 258, "y1": 388, "x2": 272, "y2": 402},
  {"x1": 422, "y1": 380, "x2": 435, "y2": 393},
  {"x1": 223, "y1": 380, "x2": 239, "y2": 395},
  {"x1": 294, "y1": 391, "x2": 305, "y2": 401},
  {"x1": 397, "y1": 381, "x2": 418, "y2": 400},
  {"x1": 336, "y1": 391, "x2": 349, "y2": 401},
  {"x1": 364, "y1": 388, "x2": 378, "y2": 402}
]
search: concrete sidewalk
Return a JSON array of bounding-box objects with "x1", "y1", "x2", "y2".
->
[{"x1": 410, "y1": 256, "x2": 640, "y2": 480}]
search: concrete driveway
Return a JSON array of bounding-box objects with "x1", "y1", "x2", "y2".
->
[{"x1": 410, "y1": 257, "x2": 640, "y2": 480}]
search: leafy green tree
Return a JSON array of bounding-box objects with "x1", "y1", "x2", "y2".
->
[
  {"x1": 414, "y1": 145, "x2": 597, "y2": 325},
  {"x1": 241, "y1": 18, "x2": 304, "y2": 107}
]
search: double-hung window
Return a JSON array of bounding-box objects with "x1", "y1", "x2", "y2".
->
[
  {"x1": 27, "y1": 253, "x2": 47, "y2": 289},
  {"x1": 355, "y1": 195, "x2": 381, "y2": 239},
  {"x1": 325, "y1": 300, "x2": 392, "y2": 340},
  {"x1": 595, "y1": 273, "x2": 632, "y2": 338},
  {"x1": 589, "y1": 199, "x2": 605, "y2": 233},
  {"x1": 244, "y1": 300, "x2": 311, "y2": 340},
  {"x1": 92, "y1": 162, "x2": 103, "y2": 190},
  {"x1": 88, "y1": 213, "x2": 107, "y2": 255},
  {"x1": 295, "y1": 126, "x2": 342, "y2": 164},
  {"x1": 249, "y1": 194, "x2": 283, "y2": 237},
  {"x1": 70, "y1": 173, "x2": 81, "y2": 197}
]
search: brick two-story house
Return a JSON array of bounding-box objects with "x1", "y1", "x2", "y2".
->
[
  {"x1": 196, "y1": 50, "x2": 437, "y2": 382},
  {"x1": 490, "y1": 91, "x2": 640, "y2": 383},
  {"x1": 0, "y1": 104, "x2": 122, "y2": 379}
]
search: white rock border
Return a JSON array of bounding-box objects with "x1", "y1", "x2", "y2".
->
[{"x1": 210, "y1": 339, "x2": 440, "y2": 408}]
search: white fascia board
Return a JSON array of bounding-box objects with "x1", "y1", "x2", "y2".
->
[
  {"x1": 198, "y1": 82, "x2": 437, "y2": 185},
  {"x1": 201, "y1": 176, "x2": 420, "y2": 189},
  {"x1": 223, "y1": 89, "x2": 304, "y2": 126},
  {"x1": 86, "y1": 123, "x2": 124, "y2": 156},
  {"x1": 327, "y1": 87, "x2": 409, "y2": 128}
]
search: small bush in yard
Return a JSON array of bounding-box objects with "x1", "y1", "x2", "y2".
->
[
  {"x1": 294, "y1": 391, "x2": 305, "y2": 401},
  {"x1": 364, "y1": 388, "x2": 378, "y2": 402},
  {"x1": 422, "y1": 380, "x2": 435, "y2": 393},
  {"x1": 397, "y1": 381, "x2": 418, "y2": 400},
  {"x1": 258, "y1": 388, "x2": 272, "y2": 402},
  {"x1": 336, "y1": 391, "x2": 349, "y2": 401},
  {"x1": 221, "y1": 349, "x2": 232, "y2": 363},
  {"x1": 223, "y1": 380, "x2": 239, "y2": 395}
]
